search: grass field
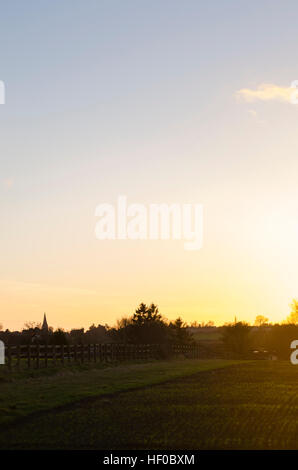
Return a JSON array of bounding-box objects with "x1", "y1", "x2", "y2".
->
[
  {"x1": 192, "y1": 330, "x2": 222, "y2": 341},
  {"x1": 0, "y1": 359, "x2": 239, "y2": 425},
  {"x1": 1, "y1": 360, "x2": 298, "y2": 449}
]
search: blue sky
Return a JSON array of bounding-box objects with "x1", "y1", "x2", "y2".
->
[{"x1": 0, "y1": 0, "x2": 297, "y2": 116}]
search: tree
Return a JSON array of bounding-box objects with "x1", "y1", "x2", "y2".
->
[
  {"x1": 222, "y1": 322, "x2": 251, "y2": 357},
  {"x1": 132, "y1": 303, "x2": 163, "y2": 326},
  {"x1": 112, "y1": 303, "x2": 168, "y2": 344},
  {"x1": 85, "y1": 324, "x2": 108, "y2": 343},
  {"x1": 169, "y1": 317, "x2": 193, "y2": 344},
  {"x1": 51, "y1": 328, "x2": 68, "y2": 345},
  {"x1": 129, "y1": 303, "x2": 167, "y2": 344},
  {"x1": 108, "y1": 317, "x2": 133, "y2": 343},
  {"x1": 23, "y1": 321, "x2": 41, "y2": 330},
  {"x1": 254, "y1": 315, "x2": 269, "y2": 327},
  {"x1": 267, "y1": 324, "x2": 298, "y2": 359},
  {"x1": 69, "y1": 328, "x2": 85, "y2": 344},
  {"x1": 286, "y1": 299, "x2": 298, "y2": 324}
]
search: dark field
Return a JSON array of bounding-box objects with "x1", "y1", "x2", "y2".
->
[{"x1": 1, "y1": 361, "x2": 298, "y2": 449}]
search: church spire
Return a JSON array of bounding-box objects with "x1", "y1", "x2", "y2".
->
[{"x1": 42, "y1": 313, "x2": 48, "y2": 333}]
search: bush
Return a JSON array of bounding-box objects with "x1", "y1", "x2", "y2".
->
[{"x1": 222, "y1": 322, "x2": 251, "y2": 358}]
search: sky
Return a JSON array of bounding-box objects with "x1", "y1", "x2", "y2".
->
[{"x1": 1, "y1": 0, "x2": 298, "y2": 330}]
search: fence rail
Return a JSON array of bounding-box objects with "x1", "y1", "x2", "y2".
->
[{"x1": 3, "y1": 343, "x2": 199, "y2": 369}]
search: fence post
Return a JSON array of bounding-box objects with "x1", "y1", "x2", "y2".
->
[
  {"x1": 67, "y1": 345, "x2": 71, "y2": 363},
  {"x1": 45, "y1": 344, "x2": 48, "y2": 368},
  {"x1": 53, "y1": 345, "x2": 56, "y2": 366},
  {"x1": 17, "y1": 345, "x2": 20, "y2": 369},
  {"x1": 36, "y1": 345, "x2": 40, "y2": 369},
  {"x1": 7, "y1": 345, "x2": 11, "y2": 370},
  {"x1": 5, "y1": 342, "x2": 204, "y2": 370},
  {"x1": 27, "y1": 345, "x2": 31, "y2": 368},
  {"x1": 81, "y1": 344, "x2": 84, "y2": 363},
  {"x1": 61, "y1": 345, "x2": 64, "y2": 365}
]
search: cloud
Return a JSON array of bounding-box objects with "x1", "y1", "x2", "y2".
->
[{"x1": 236, "y1": 83, "x2": 293, "y2": 103}]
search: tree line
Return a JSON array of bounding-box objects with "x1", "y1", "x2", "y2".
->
[
  {"x1": 0, "y1": 303, "x2": 193, "y2": 347},
  {"x1": 2, "y1": 299, "x2": 298, "y2": 360}
]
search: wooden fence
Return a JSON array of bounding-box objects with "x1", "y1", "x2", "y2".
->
[{"x1": 3, "y1": 343, "x2": 199, "y2": 369}]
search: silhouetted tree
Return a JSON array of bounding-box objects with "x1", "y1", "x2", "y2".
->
[
  {"x1": 169, "y1": 317, "x2": 193, "y2": 344},
  {"x1": 69, "y1": 328, "x2": 85, "y2": 344},
  {"x1": 85, "y1": 324, "x2": 108, "y2": 343},
  {"x1": 222, "y1": 322, "x2": 251, "y2": 357},
  {"x1": 266, "y1": 324, "x2": 298, "y2": 359},
  {"x1": 50, "y1": 328, "x2": 68, "y2": 345},
  {"x1": 128, "y1": 303, "x2": 167, "y2": 344},
  {"x1": 254, "y1": 315, "x2": 269, "y2": 326}
]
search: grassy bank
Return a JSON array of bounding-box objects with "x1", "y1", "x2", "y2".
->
[
  {"x1": 2, "y1": 361, "x2": 298, "y2": 449},
  {"x1": 0, "y1": 359, "x2": 241, "y2": 426}
]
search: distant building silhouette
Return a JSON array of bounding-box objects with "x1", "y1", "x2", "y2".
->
[
  {"x1": 42, "y1": 313, "x2": 49, "y2": 333},
  {"x1": 32, "y1": 314, "x2": 49, "y2": 344}
]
